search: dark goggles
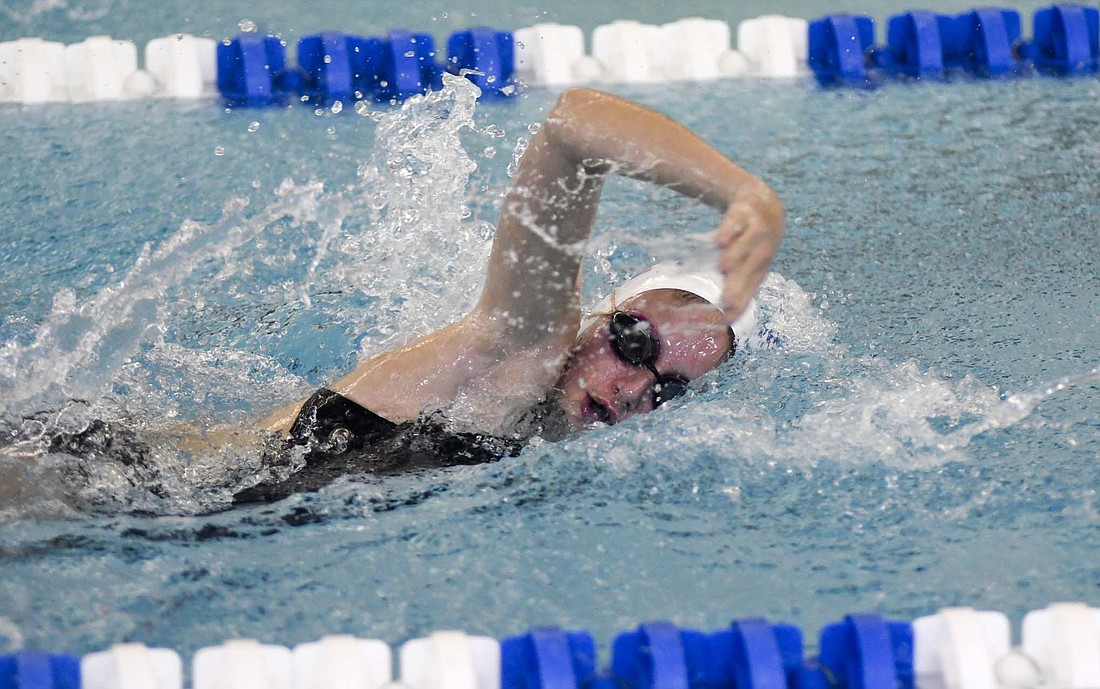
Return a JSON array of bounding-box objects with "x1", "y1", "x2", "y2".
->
[{"x1": 607, "y1": 311, "x2": 690, "y2": 407}]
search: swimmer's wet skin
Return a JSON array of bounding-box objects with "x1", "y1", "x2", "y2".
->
[{"x1": 237, "y1": 87, "x2": 783, "y2": 504}]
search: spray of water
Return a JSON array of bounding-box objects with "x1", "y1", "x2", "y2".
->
[{"x1": 0, "y1": 74, "x2": 495, "y2": 515}]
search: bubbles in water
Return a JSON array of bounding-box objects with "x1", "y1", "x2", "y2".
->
[
  {"x1": 213, "y1": 145, "x2": 225, "y2": 156},
  {"x1": 238, "y1": 19, "x2": 257, "y2": 33},
  {"x1": 247, "y1": 122, "x2": 260, "y2": 133},
  {"x1": 507, "y1": 137, "x2": 529, "y2": 178}
]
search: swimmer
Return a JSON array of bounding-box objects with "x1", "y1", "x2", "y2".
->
[
  {"x1": 231, "y1": 87, "x2": 784, "y2": 503},
  {"x1": 40, "y1": 87, "x2": 783, "y2": 506}
]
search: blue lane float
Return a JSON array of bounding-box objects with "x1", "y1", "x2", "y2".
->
[
  {"x1": 608, "y1": 619, "x2": 803, "y2": 689},
  {"x1": 611, "y1": 622, "x2": 701, "y2": 689},
  {"x1": 0, "y1": 652, "x2": 80, "y2": 689},
  {"x1": 876, "y1": 8, "x2": 1026, "y2": 79},
  {"x1": 946, "y1": 8, "x2": 1023, "y2": 77},
  {"x1": 797, "y1": 614, "x2": 913, "y2": 689},
  {"x1": 883, "y1": 11, "x2": 948, "y2": 78},
  {"x1": 725, "y1": 619, "x2": 804, "y2": 689},
  {"x1": 376, "y1": 31, "x2": 444, "y2": 101},
  {"x1": 446, "y1": 27, "x2": 516, "y2": 96},
  {"x1": 808, "y1": 14, "x2": 877, "y2": 87},
  {"x1": 297, "y1": 32, "x2": 359, "y2": 102},
  {"x1": 1025, "y1": 3, "x2": 1100, "y2": 73},
  {"x1": 809, "y1": 6, "x2": 1055, "y2": 85},
  {"x1": 216, "y1": 34, "x2": 289, "y2": 106},
  {"x1": 502, "y1": 627, "x2": 597, "y2": 689}
]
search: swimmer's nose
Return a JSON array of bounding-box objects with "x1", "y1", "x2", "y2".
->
[{"x1": 611, "y1": 367, "x2": 656, "y2": 417}]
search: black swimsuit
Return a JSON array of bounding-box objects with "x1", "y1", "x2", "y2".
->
[
  {"x1": 231, "y1": 388, "x2": 518, "y2": 504},
  {"x1": 38, "y1": 388, "x2": 530, "y2": 508}
]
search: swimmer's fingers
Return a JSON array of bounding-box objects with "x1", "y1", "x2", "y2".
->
[
  {"x1": 715, "y1": 204, "x2": 750, "y2": 248},
  {"x1": 714, "y1": 183, "x2": 784, "y2": 321}
]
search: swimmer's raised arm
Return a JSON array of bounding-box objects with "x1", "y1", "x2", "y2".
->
[
  {"x1": 477, "y1": 87, "x2": 783, "y2": 342},
  {"x1": 262, "y1": 88, "x2": 783, "y2": 434}
]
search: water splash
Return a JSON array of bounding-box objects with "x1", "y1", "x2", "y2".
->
[
  {"x1": 345, "y1": 72, "x2": 492, "y2": 346},
  {"x1": 0, "y1": 183, "x2": 327, "y2": 422},
  {"x1": 940, "y1": 364, "x2": 1100, "y2": 450},
  {"x1": 0, "y1": 74, "x2": 496, "y2": 515}
]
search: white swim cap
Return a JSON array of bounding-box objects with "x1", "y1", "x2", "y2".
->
[{"x1": 583, "y1": 261, "x2": 758, "y2": 346}]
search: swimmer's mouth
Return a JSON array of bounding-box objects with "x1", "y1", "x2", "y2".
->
[{"x1": 586, "y1": 394, "x2": 616, "y2": 425}]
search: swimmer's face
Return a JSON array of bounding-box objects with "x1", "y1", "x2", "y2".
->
[{"x1": 554, "y1": 289, "x2": 733, "y2": 428}]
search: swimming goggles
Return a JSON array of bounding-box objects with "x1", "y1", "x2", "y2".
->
[{"x1": 607, "y1": 311, "x2": 690, "y2": 407}]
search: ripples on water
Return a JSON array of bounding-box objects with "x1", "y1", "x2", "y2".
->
[{"x1": 0, "y1": 70, "x2": 1097, "y2": 655}]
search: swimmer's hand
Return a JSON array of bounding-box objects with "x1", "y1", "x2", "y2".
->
[{"x1": 715, "y1": 178, "x2": 785, "y2": 323}]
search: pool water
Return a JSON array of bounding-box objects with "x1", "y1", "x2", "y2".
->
[{"x1": 1, "y1": 0, "x2": 1098, "y2": 664}]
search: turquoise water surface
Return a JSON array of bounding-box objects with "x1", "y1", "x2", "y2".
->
[{"x1": 0, "y1": 0, "x2": 1098, "y2": 662}]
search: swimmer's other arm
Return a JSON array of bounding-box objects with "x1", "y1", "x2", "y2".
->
[{"x1": 261, "y1": 88, "x2": 783, "y2": 435}]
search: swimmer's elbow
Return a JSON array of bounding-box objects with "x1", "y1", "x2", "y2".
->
[
  {"x1": 543, "y1": 88, "x2": 615, "y2": 167},
  {"x1": 550, "y1": 87, "x2": 599, "y2": 113}
]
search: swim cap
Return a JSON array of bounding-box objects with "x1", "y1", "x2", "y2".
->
[{"x1": 583, "y1": 261, "x2": 758, "y2": 345}]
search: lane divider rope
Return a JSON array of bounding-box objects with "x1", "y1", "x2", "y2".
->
[{"x1": 0, "y1": 4, "x2": 1096, "y2": 105}]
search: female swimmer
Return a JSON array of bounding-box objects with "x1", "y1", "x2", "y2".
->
[{"x1": 230, "y1": 87, "x2": 784, "y2": 503}]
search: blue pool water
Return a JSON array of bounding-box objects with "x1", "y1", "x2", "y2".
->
[{"x1": 1, "y1": 0, "x2": 1099, "y2": 665}]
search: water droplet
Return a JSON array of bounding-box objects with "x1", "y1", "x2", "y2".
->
[
  {"x1": 441, "y1": 11, "x2": 448, "y2": 17},
  {"x1": 213, "y1": 145, "x2": 225, "y2": 156},
  {"x1": 404, "y1": 50, "x2": 415, "y2": 58},
  {"x1": 314, "y1": 108, "x2": 325, "y2": 117},
  {"x1": 326, "y1": 126, "x2": 337, "y2": 137},
  {"x1": 238, "y1": 19, "x2": 257, "y2": 33},
  {"x1": 247, "y1": 121, "x2": 260, "y2": 132},
  {"x1": 354, "y1": 101, "x2": 371, "y2": 116},
  {"x1": 323, "y1": 54, "x2": 332, "y2": 64},
  {"x1": 330, "y1": 100, "x2": 343, "y2": 114}
]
